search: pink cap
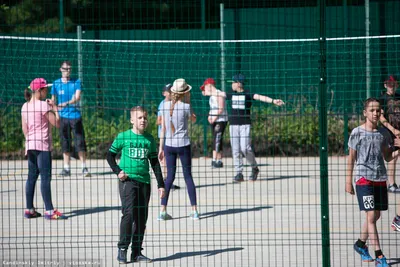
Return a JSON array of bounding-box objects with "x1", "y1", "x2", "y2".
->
[
  {"x1": 200, "y1": 78, "x2": 215, "y2": 91},
  {"x1": 29, "y1": 78, "x2": 49, "y2": 91}
]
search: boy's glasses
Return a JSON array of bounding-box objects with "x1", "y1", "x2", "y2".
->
[{"x1": 61, "y1": 67, "x2": 72, "y2": 71}]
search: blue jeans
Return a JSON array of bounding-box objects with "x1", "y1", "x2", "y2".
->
[
  {"x1": 162, "y1": 145, "x2": 197, "y2": 206},
  {"x1": 26, "y1": 150, "x2": 54, "y2": 211}
]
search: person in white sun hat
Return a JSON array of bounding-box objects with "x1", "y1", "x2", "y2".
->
[{"x1": 157, "y1": 78, "x2": 199, "y2": 220}]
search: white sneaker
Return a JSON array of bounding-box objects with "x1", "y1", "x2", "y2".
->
[
  {"x1": 157, "y1": 212, "x2": 172, "y2": 221},
  {"x1": 189, "y1": 211, "x2": 200, "y2": 220}
]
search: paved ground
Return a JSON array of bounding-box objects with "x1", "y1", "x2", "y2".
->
[{"x1": 1, "y1": 157, "x2": 399, "y2": 266}]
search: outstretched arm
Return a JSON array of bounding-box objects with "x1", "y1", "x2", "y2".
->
[{"x1": 253, "y1": 94, "x2": 285, "y2": 106}]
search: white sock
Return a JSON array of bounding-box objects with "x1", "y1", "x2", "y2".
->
[
  {"x1": 212, "y1": 158, "x2": 216, "y2": 161},
  {"x1": 81, "y1": 163, "x2": 86, "y2": 169},
  {"x1": 45, "y1": 210, "x2": 54, "y2": 215},
  {"x1": 64, "y1": 165, "x2": 70, "y2": 171}
]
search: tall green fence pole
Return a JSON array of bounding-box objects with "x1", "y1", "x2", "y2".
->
[
  {"x1": 343, "y1": 0, "x2": 349, "y2": 155},
  {"x1": 318, "y1": 0, "x2": 331, "y2": 266}
]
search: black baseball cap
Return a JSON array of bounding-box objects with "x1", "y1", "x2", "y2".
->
[
  {"x1": 227, "y1": 73, "x2": 245, "y2": 84},
  {"x1": 162, "y1": 83, "x2": 172, "y2": 92}
]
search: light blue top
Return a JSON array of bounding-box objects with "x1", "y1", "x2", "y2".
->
[
  {"x1": 157, "y1": 100, "x2": 165, "y2": 139},
  {"x1": 162, "y1": 101, "x2": 191, "y2": 148},
  {"x1": 51, "y1": 78, "x2": 82, "y2": 119}
]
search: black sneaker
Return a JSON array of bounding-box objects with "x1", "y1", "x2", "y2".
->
[
  {"x1": 24, "y1": 209, "x2": 42, "y2": 219},
  {"x1": 117, "y1": 248, "x2": 128, "y2": 264},
  {"x1": 59, "y1": 169, "x2": 71, "y2": 177},
  {"x1": 249, "y1": 167, "x2": 260, "y2": 181},
  {"x1": 233, "y1": 173, "x2": 244, "y2": 183},
  {"x1": 215, "y1": 161, "x2": 223, "y2": 168},
  {"x1": 388, "y1": 183, "x2": 400, "y2": 193},
  {"x1": 82, "y1": 167, "x2": 91, "y2": 177},
  {"x1": 172, "y1": 184, "x2": 181, "y2": 190},
  {"x1": 211, "y1": 161, "x2": 217, "y2": 168}
]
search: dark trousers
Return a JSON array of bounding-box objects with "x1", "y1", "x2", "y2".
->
[
  {"x1": 26, "y1": 150, "x2": 54, "y2": 211},
  {"x1": 60, "y1": 117, "x2": 87, "y2": 153},
  {"x1": 211, "y1": 121, "x2": 227, "y2": 153},
  {"x1": 162, "y1": 145, "x2": 197, "y2": 206},
  {"x1": 118, "y1": 179, "x2": 151, "y2": 256}
]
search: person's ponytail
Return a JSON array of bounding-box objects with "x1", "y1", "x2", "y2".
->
[
  {"x1": 169, "y1": 92, "x2": 185, "y2": 134},
  {"x1": 24, "y1": 88, "x2": 32, "y2": 102}
]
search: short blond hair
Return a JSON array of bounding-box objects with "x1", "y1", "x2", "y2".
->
[{"x1": 130, "y1": 106, "x2": 147, "y2": 117}]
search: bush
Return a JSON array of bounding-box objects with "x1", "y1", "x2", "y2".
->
[{"x1": 0, "y1": 101, "x2": 363, "y2": 159}]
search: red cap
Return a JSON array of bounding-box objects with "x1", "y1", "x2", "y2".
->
[
  {"x1": 385, "y1": 75, "x2": 398, "y2": 88},
  {"x1": 200, "y1": 78, "x2": 215, "y2": 91}
]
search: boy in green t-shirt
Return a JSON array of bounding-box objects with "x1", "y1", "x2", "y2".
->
[{"x1": 106, "y1": 106, "x2": 165, "y2": 264}]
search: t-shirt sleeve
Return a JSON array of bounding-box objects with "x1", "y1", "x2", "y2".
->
[
  {"x1": 157, "y1": 102, "x2": 163, "y2": 117},
  {"x1": 348, "y1": 128, "x2": 359, "y2": 150},
  {"x1": 109, "y1": 134, "x2": 123, "y2": 154},
  {"x1": 41, "y1": 101, "x2": 51, "y2": 116},
  {"x1": 248, "y1": 93, "x2": 255, "y2": 101},
  {"x1": 21, "y1": 103, "x2": 27, "y2": 121},
  {"x1": 75, "y1": 79, "x2": 82, "y2": 91},
  {"x1": 50, "y1": 82, "x2": 56, "y2": 96}
]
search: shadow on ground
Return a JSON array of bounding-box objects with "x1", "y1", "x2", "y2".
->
[
  {"x1": 88, "y1": 171, "x2": 114, "y2": 176},
  {"x1": 152, "y1": 247, "x2": 244, "y2": 262},
  {"x1": 200, "y1": 206, "x2": 272, "y2": 219},
  {"x1": 258, "y1": 175, "x2": 309, "y2": 181},
  {"x1": 64, "y1": 206, "x2": 120, "y2": 218},
  {"x1": 388, "y1": 258, "x2": 400, "y2": 266},
  {"x1": 0, "y1": 189, "x2": 17, "y2": 194},
  {"x1": 196, "y1": 183, "x2": 226, "y2": 189}
]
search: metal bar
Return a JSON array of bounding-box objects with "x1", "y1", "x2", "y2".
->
[{"x1": 318, "y1": 0, "x2": 331, "y2": 266}]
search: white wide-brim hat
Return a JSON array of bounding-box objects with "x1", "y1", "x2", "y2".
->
[{"x1": 170, "y1": 78, "x2": 192, "y2": 94}]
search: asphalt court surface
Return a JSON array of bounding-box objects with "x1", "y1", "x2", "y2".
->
[{"x1": 1, "y1": 157, "x2": 399, "y2": 266}]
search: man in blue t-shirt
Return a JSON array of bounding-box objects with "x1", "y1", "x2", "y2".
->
[{"x1": 51, "y1": 60, "x2": 90, "y2": 177}]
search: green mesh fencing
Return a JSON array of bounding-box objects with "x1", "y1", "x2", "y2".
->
[{"x1": 1, "y1": 1, "x2": 400, "y2": 267}]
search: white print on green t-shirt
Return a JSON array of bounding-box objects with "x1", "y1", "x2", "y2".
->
[{"x1": 128, "y1": 148, "x2": 149, "y2": 159}]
